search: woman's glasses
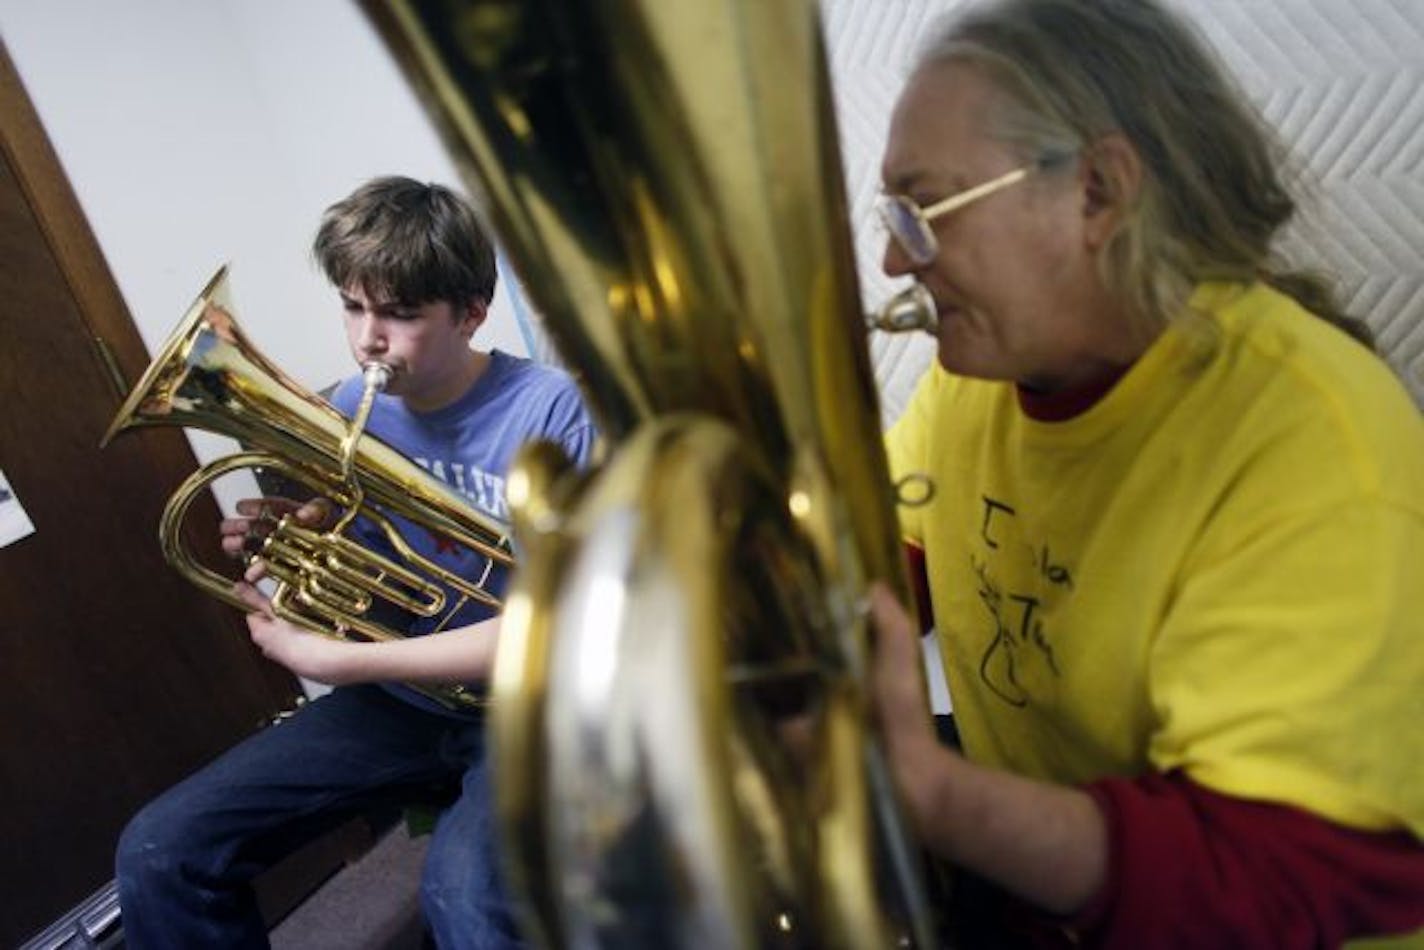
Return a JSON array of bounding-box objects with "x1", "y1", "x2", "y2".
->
[{"x1": 876, "y1": 166, "x2": 1031, "y2": 266}]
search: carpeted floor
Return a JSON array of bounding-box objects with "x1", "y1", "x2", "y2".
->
[{"x1": 268, "y1": 824, "x2": 430, "y2": 950}]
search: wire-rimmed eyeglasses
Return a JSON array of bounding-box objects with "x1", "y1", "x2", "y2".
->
[{"x1": 876, "y1": 166, "x2": 1031, "y2": 267}]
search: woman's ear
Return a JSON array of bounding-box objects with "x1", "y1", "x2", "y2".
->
[{"x1": 1080, "y1": 133, "x2": 1142, "y2": 249}]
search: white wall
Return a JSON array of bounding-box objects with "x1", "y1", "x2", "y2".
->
[{"x1": 0, "y1": 0, "x2": 535, "y2": 508}]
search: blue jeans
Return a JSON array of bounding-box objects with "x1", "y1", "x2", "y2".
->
[{"x1": 115, "y1": 684, "x2": 522, "y2": 949}]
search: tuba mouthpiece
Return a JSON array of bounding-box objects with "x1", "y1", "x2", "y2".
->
[{"x1": 867, "y1": 284, "x2": 939, "y2": 335}]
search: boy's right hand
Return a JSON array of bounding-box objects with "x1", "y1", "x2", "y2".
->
[{"x1": 220, "y1": 496, "x2": 334, "y2": 581}]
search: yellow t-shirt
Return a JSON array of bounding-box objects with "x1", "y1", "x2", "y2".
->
[{"x1": 885, "y1": 281, "x2": 1424, "y2": 837}]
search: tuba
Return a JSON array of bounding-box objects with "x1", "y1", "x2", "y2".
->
[
  {"x1": 364, "y1": 0, "x2": 938, "y2": 945},
  {"x1": 102, "y1": 265, "x2": 514, "y2": 710}
]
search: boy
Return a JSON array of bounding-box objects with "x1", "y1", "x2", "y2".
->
[{"x1": 116, "y1": 176, "x2": 596, "y2": 949}]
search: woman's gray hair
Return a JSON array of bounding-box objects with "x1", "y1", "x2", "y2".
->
[{"x1": 914, "y1": 0, "x2": 1371, "y2": 345}]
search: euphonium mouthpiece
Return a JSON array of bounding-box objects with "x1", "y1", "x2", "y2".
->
[
  {"x1": 362, "y1": 362, "x2": 394, "y2": 392},
  {"x1": 867, "y1": 284, "x2": 938, "y2": 335}
]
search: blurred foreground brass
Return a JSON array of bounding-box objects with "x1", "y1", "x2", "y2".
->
[{"x1": 364, "y1": 0, "x2": 938, "y2": 944}]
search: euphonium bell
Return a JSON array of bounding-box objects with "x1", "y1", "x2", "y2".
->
[{"x1": 101, "y1": 265, "x2": 514, "y2": 710}]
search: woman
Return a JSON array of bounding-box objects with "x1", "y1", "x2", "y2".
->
[{"x1": 868, "y1": 1, "x2": 1424, "y2": 946}]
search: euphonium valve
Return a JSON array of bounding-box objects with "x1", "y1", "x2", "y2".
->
[{"x1": 102, "y1": 265, "x2": 514, "y2": 710}]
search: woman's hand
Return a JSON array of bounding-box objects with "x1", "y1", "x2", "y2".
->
[
  {"x1": 866, "y1": 582, "x2": 1108, "y2": 914},
  {"x1": 867, "y1": 581, "x2": 944, "y2": 829}
]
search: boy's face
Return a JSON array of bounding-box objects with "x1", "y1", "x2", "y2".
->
[{"x1": 340, "y1": 284, "x2": 485, "y2": 410}]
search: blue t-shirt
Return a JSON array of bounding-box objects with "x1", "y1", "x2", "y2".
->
[{"x1": 328, "y1": 349, "x2": 597, "y2": 714}]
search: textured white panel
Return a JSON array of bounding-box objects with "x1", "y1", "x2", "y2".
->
[
  {"x1": 822, "y1": 0, "x2": 1424, "y2": 414},
  {"x1": 822, "y1": 0, "x2": 951, "y2": 426}
]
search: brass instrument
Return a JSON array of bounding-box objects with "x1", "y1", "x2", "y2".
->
[
  {"x1": 102, "y1": 265, "x2": 514, "y2": 710},
  {"x1": 869, "y1": 284, "x2": 939, "y2": 335},
  {"x1": 364, "y1": 0, "x2": 937, "y2": 945}
]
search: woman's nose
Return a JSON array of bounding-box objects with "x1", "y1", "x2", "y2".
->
[{"x1": 881, "y1": 234, "x2": 916, "y2": 278}]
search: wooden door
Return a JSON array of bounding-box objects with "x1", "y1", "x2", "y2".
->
[{"x1": 0, "y1": 41, "x2": 301, "y2": 946}]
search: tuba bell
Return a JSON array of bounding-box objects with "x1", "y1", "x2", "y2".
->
[
  {"x1": 364, "y1": 0, "x2": 939, "y2": 945},
  {"x1": 102, "y1": 265, "x2": 514, "y2": 710}
]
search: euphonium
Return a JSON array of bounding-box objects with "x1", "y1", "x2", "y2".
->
[
  {"x1": 364, "y1": 0, "x2": 938, "y2": 945},
  {"x1": 101, "y1": 265, "x2": 514, "y2": 710}
]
